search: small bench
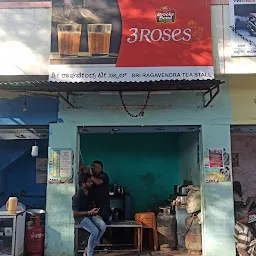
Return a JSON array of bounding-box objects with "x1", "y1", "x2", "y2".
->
[{"x1": 75, "y1": 220, "x2": 143, "y2": 255}]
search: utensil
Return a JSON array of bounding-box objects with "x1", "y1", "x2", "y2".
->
[
  {"x1": 180, "y1": 196, "x2": 187, "y2": 205},
  {"x1": 174, "y1": 185, "x2": 181, "y2": 195},
  {"x1": 159, "y1": 207, "x2": 171, "y2": 215},
  {"x1": 27, "y1": 209, "x2": 45, "y2": 216},
  {"x1": 181, "y1": 186, "x2": 188, "y2": 195}
]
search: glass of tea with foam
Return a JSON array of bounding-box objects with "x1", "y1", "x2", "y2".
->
[
  {"x1": 87, "y1": 24, "x2": 112, "y2": 56},
  {"x1": 58, "y1": 24, "x2": 82, "y2": 57}
]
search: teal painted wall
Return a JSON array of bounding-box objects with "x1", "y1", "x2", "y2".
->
[
  {"x1": 179, "y1": 132, "x2": 200, "y2": 185},
  {"x1": 57, "y1": 81, "x2": 231, "y2": 126},
  {"x1": 81, "y1": 133, "x2": 180, "y2": 213},
  {"x1": 45, "y1": 124, "x2": 77, "y2": 256}
]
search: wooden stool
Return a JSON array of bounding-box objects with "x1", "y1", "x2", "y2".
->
[{"x1": 135, "y1": 212, "x2": 158, "y2": 251}]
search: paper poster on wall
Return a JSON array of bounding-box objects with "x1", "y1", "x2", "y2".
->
[
  {"x1": 209, "y1": 148, "x2": 224, "y2": 168},
  {"x1": 48, "y1": 147, "x2": 74, "y2": 184},
  {"x1": 36, "y1": 158, "x2": 48, "y2": 184},
  {"x1": 223, "y1": 148, "x2": 230, "y2": 166},
  {"x1": 60, "y1": 150, "x2": 72, "y2": 178},
  {"x1": 205, "y1": 167, "x2": 231, "y2": 183},
  {"x1": 204, "y1": 149, "x2": 210, "y2": 167},
  {"x1": 204, "y1": 148, "x2": 231, "y2": 183},
  {"x1": 229, "y1": 0, "x2": 256, "y2": 56}
]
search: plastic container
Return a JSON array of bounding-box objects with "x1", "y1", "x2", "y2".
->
[{"x1": 6, "y1": 197, "x2": 18, "y2": 214}]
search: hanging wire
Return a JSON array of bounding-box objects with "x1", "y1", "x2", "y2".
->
[{"x1": 118, "y1": 91, "x2": 151, "y2": 118}]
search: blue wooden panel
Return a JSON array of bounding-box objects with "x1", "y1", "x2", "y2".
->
[
  {"x1": 0, "y1": 95, "x2": 58, "y2": 125},
  {"x1": 0, "y1": 140, "x2": 48, "y2": 209}
]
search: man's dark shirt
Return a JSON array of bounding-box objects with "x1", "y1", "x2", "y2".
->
[
  {"x1": 72, "y1": 188, "x2": 91, "y2": 222},
  {"x1": 91, "y1": 172, "x2": 110, "y2": 208}
]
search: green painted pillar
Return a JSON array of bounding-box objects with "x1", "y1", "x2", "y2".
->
[
  {"x1": 201, "y1": 124, "x2": 235, "y2": 256},
  {"x1": 45, "y1": 123, "x2": 77, "y2": 256}
]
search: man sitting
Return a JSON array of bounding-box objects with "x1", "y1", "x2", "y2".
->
[
  {"x1": 235, "y1": 209, "x2": 256, "y2": 256},
  {"x1": 72, "y1": 173, "x2": 106, "y2": 256}
]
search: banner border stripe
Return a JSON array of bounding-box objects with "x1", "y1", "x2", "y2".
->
[{"x1": 211, "y1": 0, "x2": 228, "y2": 4}]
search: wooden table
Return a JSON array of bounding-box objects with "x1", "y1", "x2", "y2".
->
[{"x1": 75, "y1": 220, "x2": 143, "y2": 255}]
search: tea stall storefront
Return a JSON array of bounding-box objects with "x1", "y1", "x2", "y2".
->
[{"x1": 40, "y1": 0, "x2": 236, "y2": 255}]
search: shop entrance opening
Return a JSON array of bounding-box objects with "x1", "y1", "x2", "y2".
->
[{"x1": 76, "y1": 125, "x2": 202, "y2": 255}]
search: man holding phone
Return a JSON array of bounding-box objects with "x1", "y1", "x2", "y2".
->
[{"x1": 72, "y1": 173, "x2": 106, "y2": 256}]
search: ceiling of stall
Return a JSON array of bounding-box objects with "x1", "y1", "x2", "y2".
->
[
  {"x1": 79, "y1": 125, "x2": 201, "y2": 134},
  {"x1": 0, "y1": 126, "x2": 49, "y2": 140}
]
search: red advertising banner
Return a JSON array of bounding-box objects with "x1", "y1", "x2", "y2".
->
[{"x1": 49, "y1": 0, "x2": 214, "y2": 83}]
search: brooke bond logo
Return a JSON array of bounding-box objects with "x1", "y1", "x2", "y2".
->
[{"x1": 155, "y1": 6, "x2": 176, "y2": 23}]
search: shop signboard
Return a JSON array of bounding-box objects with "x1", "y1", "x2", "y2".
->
[
  {"x1": 204, "y1": 148, "x2": 232, "y2": 183},
  {"x1": 49, "y1": 0, "x2": 214, "y2": 83},
  {"x1": 230, "y1": 0, "x2": 256, "y2": 56}
]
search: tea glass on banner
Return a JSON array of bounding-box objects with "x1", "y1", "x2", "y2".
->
[
  {"x1": 57, "y1": 24, "x2": 82, "y2": 57},
  {"x1": 87, "y1": 24, "x2": 112, "y2": 56}
]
